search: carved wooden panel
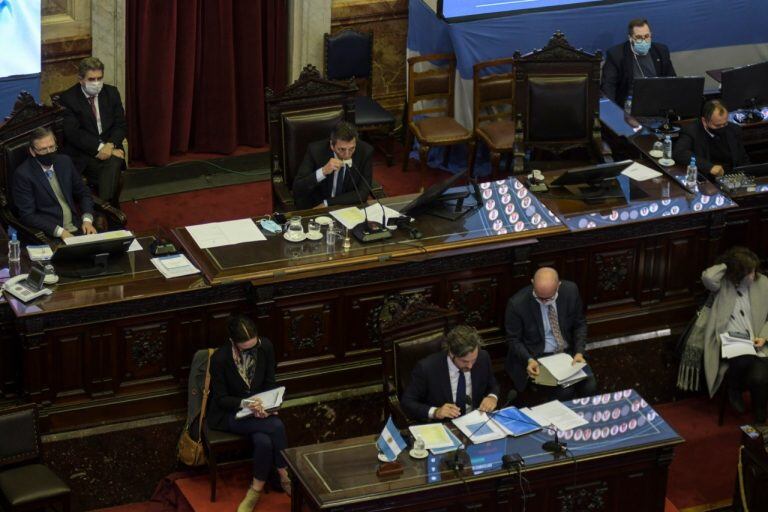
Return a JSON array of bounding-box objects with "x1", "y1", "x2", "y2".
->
[
  {"x1": 122, "y1": 322, "x2": 169, "y2": 382},
  {"x1": 664, "y1": 234, "x2": 701, "y2": 299},
  {"x1": 554, "y1": 480, "x2": 609, "y2": 511},
  {"x1": 589, "y1": 247, "x2": 636, "y2": 306},
  {"x1": 446, "y1": 273, "x2": 501, "y2": 329},
  {"x1": 51, "y1": 333, "x2": 86, "y2": 400},
  {"x1": 84, "y1": 327, "x2": 116, "y2": 398},
  {"x1": 277, "y1": 301, "x2": 335, "y2": 363}
]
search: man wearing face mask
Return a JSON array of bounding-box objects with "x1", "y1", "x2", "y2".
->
[
  {"x1": 12, "y1": 127, "x2": 96, "y2": 240},
  {"x1": 57, "y1": 57, "x2": 126, "y2": 206},
  {"x1": 673, "y1": 100, "x2": 750, "y2": 177},
  {"x1": 292, "y1": 121, "x2": 374, "y2": 210},
  {"x1": 504, "y1": 267, "x2": 597, "y2": 402},
  {"x1": 601, "y1": 18, "x2": 676, "y2": 110}
]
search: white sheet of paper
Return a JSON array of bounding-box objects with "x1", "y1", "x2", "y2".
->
[
  {"x1": 537, "y1": 353, "x2": 586, "y2": 382},
  {"x1": 621, "y1": 162, "x2": 662, "y2": 181},
  {"x1": 451, "y1": 410, "x2": 507, "y2": 444},
  {"x1": 364, "y1": 204, "x2": 402, "y2": 226},
  {"x1": 408, "y1": 423, "x2": 455, "y2": 450},
  {"x1": 236, "y1": 386, "x2": 286, "y2": 419},
  {"x1": 63, "y1": 229, "x2": 133, "y2": 246},
  {"x1": 26, "y1": 245, "x2": 53, "y2": 261},
  {"x1": 330, "y1": 207, "x2": 366, "y2": 230},
  {"x1": 150, "y1": 254, "x2": 200, "y2": 278},
  {"x1": 720, "y1": 333, "x2": 757, "y2": 359},
  {"x1": 127, "y1": 239, "x2": 142, "y2": 252},
  {"x1": 521, "y1": 400, "x2": 587, "y2": 431},
  {"x1": 186, "y1": 218, "x2": 265, "y2": 249}
]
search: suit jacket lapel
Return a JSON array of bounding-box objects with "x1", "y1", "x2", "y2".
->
[
  {"x1": 470, "y1": 362, "x2": 483, "y2": 407},
  {"x1": 530, "y1": 294, "x2": 546, "y2": 344},
  {"x1": 78, "y1": 91, "x2": 99, "y2": 132},
  {"x1": 439, "y1": 355, "x2": 453, "y2": 405},
  {"x1": 32, "y1": 163, "x2": 58, "y2": 204}
]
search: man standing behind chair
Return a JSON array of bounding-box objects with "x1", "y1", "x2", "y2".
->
[
  {"x1": 12, "y1": 127, "x2": 96, "y2": 240},
  {"x1": 601, "y1": 18, "x2": 676, "y2": 110},
  {"x1": 292, "y1": 121, "x2": 373, "y2": 209},
  {"x1": 58, "y1": 57, "x2": 126, "y2": 205},
  {"x1": 402, "y1": 325, "x2": 499, "y2": 423},
  {"x1": 505, "y1": 267, "x2": 597, "y2": 401}
]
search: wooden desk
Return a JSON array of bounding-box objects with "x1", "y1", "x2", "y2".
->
[{"x1": 284, "y1": 389, "x2": 683, "y2": 512}]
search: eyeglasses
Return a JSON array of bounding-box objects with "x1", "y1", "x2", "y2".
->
[
  {"x1": 33, "y1": 144, "x2": 57, "y2": 155},
  {"x1": 631, "y1": 34, "x2": 652, "y2": 42}
]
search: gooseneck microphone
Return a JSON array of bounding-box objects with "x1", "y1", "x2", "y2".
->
[{"x1": 345, "y1": 162, "x2": 392, "y2": 243}]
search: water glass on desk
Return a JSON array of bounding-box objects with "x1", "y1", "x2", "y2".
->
[
  {"x1": 286, "y1": 216, "x2": 304, "y2": 240},
  {"x1": 326, "y1": 222, "x2": 342, "y2": 249}
]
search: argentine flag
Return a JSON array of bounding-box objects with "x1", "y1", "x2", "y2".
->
[{"x1": 377, "y1": 416, "x2": 407, "y2": 462}]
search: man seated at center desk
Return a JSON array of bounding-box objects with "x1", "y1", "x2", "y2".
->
[{"x1": 292, "y1": 121, "x2": 374, "y2": 210}]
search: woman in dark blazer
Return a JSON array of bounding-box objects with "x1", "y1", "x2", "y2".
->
[{"x1": 209, "y1": 314, "x2": 289, "y2": 512}]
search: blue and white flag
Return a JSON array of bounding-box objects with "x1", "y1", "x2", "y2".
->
[{"x1": 376, "y1": 416, "x2": 407, "y2": 462}]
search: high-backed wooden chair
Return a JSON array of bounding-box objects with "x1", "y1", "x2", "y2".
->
[
  {"x1": 512, "y1": 32, "x2": 612, "y2": 174},
  {"x1": 376, "y1": 294, "x2": 462, "y2": 427},
  {"x1": 266, "y1": 65, "x2": 385, "y2": 211},
  {"x1": 473, "y1": 57, "x2": 516, "y2": 178},
  {"x1": 0, "y1": 92, "x2": 126, "y2": 245},
  {"x1": 324, "y1": 28, "x2": 396, "y2": 166},
  {"x1": 403, "y1": 53, "x2": 476, "y2": 180}
]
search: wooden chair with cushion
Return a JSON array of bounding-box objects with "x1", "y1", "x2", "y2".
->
[
  {"x1": 0, "y1": 404, "x2": 71, "y2": 512},
  {"x1": 0, "y1": 92, "x2": 127, "y2": 245},
  {"x1": 512, "y1": 32, "x2": 613, "y2": 174},
  {"x1": 472, "y1": 57, "x2": 516, "y2": 178},
  {"x1": 266, "y1": 65, "x2": 385, "y2": 211},
  {"x1": 403, "y1": 53, "x2": 476, "y2": 181},
  {"x1": 324, "y1": 28, "x2": 396, "y2": 166},
  {"x1": 376, "y1": 293, "x2": 463, "y2": 427}
]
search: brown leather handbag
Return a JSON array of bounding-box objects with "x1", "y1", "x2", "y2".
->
[{"x1": 178, "y1": 349, "x2": 213, "y2": 466}]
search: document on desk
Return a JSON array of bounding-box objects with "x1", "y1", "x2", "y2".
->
[
  {"x1": 452, "y1": 410, "x2": 507, "y2": 444},
  {"x1": 235, "y1": 386, "x2": 286, "y2": 419},
  {"x1": 364, "y1": 204, "x2": 403, "y2": 225},
  {"x1": 409, "y1": 423, "x2": 456, "y2": 450},
  {"x1": 621, "y1": 161, "x2": 662, "y2": 181},
  {"x1": 720, "y1": 332, "x2": 757, "y2": 359},
  {"x1": 330, "y1": 207, "x2": 366, "y2": 230},
  {"x1": 151, "y1": 253, "x2": 200, "y2": 279},
  {"x1": 186, "y1": 218, "x2": 266, "y2": 249},
  {"x1": 520, "y1": 400, "x2": 587, "y2": 431},
  {"x1": 63, "y1": 229, "x2": 134, "y2": 245},
  {"x1": 27, "y1": 245, "x2": 53, "y2": 261},
  {"x1": 491, "y1": 406, "x2": 541, "y2": 437},
  {"x1": 534, "y1": 353, "x2": 587, "y2": 388}
]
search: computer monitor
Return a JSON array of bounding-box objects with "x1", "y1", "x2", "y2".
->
[
  {"x1": 630, "y1": 77, "x2": 705, "y2": 119},
  {"x1": 51, "y1": 233, "x2": 135, "y2": 277},
  {"x1": 550, "y1": 160, "x2": 633, "y2": 187},
  {"x1": 733, "y1": 162, "x2": 768, "y2": 178},
  {"x1": 400, "y1": 168, "x2": 473, "y2": 220},
  {"x1": 721, "y1": 60, "x2": 768, "y2": 111}
]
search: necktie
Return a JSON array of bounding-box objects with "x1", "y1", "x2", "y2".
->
[
  {"x1": 456, "y1": 370, "x2": 466, "y2": 415},
  {"x1": 44, "y1": 169, "x2": 54, "y2": 180},
  {"x1": 332, "y1": 165, "x2": 346, "y2": 197},
  {"x1": 548, "y1": 304, "x2": 566, "y2": 353},
  {"x1": 87, "y1": 96, "x2": 97, "y2": 119}
]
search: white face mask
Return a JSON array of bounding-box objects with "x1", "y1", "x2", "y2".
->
[
  {"x1": 83, "y1": 80, "x2": 103, "y2": 96},
  {"x1": 533, "y1": 289, "x2": 558, "y2": 306}
]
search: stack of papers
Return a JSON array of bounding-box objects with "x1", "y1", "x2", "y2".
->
[
  {"x1": 451, "y1": 407, "x2": 542, "y2": 444},
  {"x1": 186, "y1": 219, "x2": 266, "y2": 249},
  {"x1": 534, "y1": 353, "x2": 587, "y2": 388},
  {"x1": 329, "y1": 205, "x2": 404, "y2": 230},
  {"x1": 27, "y1": 245, "x2": 53, "y2": 261},
  {"x1": 150, "y1": 254, "x2": 200, "y2": 278},
  {"x1": 620, "y1": 161, "x2": 662, "y2": 181},
  {"x1": 236, "y1": 386, "x2": 286, "y2": 419},
  {"x1": 62, "y1": 229, "x2": 134, "y2": 245},
  {"x1": 520, "y1": 400, "x2": 587, "y2": 431},
  {"x1": 721, "y1": 332, "x2": 757, "y2": 359},
  {"x1": 409, "y1": 423, "x2": 463, "y2": 454}
]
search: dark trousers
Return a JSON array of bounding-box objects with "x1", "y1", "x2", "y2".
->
[
  {"x1": 83, "y1": 155, "x2": 122, "y2": 204},
  {"x1": 727, "y1": 355, "x2": 768, "y2": 421},
  {"x1": 226, "y1": 413, "x2": 287, "y2": 481},
  {"x1": 549, "y1": 365, "x2": 598, "y2": 402}
]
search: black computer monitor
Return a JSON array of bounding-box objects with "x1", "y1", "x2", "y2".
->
[
  {"x1": 550, "y1": 160, "x2": 633, "y2": 187},
  {"x1": 721, "y1": 60, "x2": 768, "y2": 111},
  {"x1": 400, "y1": 168, "x2": 472, "y2": 219},
  {"x1": 51, "y1": 233, "x2": 135, "y2": 277},
  {"x1": 733, "y1": 162, "x2": 768, "y2": 178},
  {"x1": 630, "y1": 77, "x2": 705, "y2": 119}
]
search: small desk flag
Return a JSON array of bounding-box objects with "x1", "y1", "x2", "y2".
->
[{"x1": 376, "y1": 416, "x2": 407, "y2": 462}]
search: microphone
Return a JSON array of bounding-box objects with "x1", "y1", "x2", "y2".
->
[
  {"x1": 500, "y1": 390, "x2": 567, "y2": 455},
  {"x1": 345, "y1": 162, "x2": 392, "y2": 243}
]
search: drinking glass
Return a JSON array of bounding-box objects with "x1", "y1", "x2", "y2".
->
[{"x1": 287, "y1": 216, "x2": 303, "y2": 240}]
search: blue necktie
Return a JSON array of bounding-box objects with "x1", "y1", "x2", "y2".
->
[
  {"x1": 456, "y1": 371, "x2": 466, "y2": 415},
  {"x1": 44, "y1": 169, "x2": 54, "y2": 180}
]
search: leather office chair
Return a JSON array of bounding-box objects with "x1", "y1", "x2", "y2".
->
[
  {"x1": 472, "y1": 58, "x2": 516, "y2": 178},
  {"x1": 0, "y1": 92, "x2": 127, "y2": 245},
  {"x1": 266, "y1": 65, "x2": 385, "y2": 211},
  {"x1": 377, "y1": 294, "x2": 462, "y2": 427},
  {"x1": 0, "y1": 404, "x2": 71, "y2": 512},
  {"x1": 324, "y1": 28, "x2": 396, "y2": 166},
  {"x1": 404, "y1": 53, "x2": 476, "y2": 181},
  {"x1": 512, "y1": 32, "x2": 613, "y2": 174}
]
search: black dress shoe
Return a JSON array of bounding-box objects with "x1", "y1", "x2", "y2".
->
[{"x1": 728, "y1": 388, "x2": 746, "y2": 414}]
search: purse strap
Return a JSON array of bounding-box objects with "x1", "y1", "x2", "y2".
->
[{"x1": 195, "y1": 348, "x2": 214, "y2": 442}]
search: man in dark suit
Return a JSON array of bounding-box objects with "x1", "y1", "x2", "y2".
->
[
  {"x1": 505, "y1": 267, "x2": 597, "y2": 401},
  {"x1": 601, "y1": 18, "x2": 676, "y2": 110},
  {"x1": 673, "y1": 99, "x2": 750, "y2": 177},
  {"x1": 292, "y1": 121, "x2": 374, "y2": 210},
  {"x1": 58, "y1": 57, "x2": 126, "y2": 205},
  {"x1": 12, "y1": 127, "x2": 96, "y2": 240},
  {"x1": 402, "y1": 325, "x2": 499, "y2": 423}
]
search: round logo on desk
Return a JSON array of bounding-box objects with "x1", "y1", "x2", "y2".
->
[
  {"x1": 670, "y1": 205, "x2": 680, "y2": 215},
  {"x1": 649, "y1": 203, "x2": 659, "y2": 213},
  {"x1": 488, "y1": 209, "x2": 499, "y2": 221},
  {"x1": 497, "y1": 184, "x2": 509, "y2": 195},
  {"x1": 716, "y1": 196, "x2": 725, "y2": 206},
  {"x1": 517, "y1": 188, "x2": 527, "y2": 199},
  {"x1": 493, "y1": 219, "x2": 504, "y2": 231},
  {"x1": 629, "y1": 210, "x2": 639, "y2": 220},
  {"x1": 513, "y1": 180, "x2": 524, "y2": 190},
  {"x1": 693, "y1": 202, "x2": 703, "y2": 211},
  {"x1": 508, "y1": 212, "x2": 520, "y2": 223},
  {"x1": 501, "y1": 193, "x2": 511, "y2": 205},
  {"x1": 496, "y1": 179, "x2": 507, "y2": 186},
  {"x1": 480, "y1": 181, "x2": 491, "y2": 189},
  {"x1": 505, "y1": 203, "x2": 516, "y2": 215},
  {"x1": 574, "y1": 430, "x2": 583, "y2": 442},
  {"x1": 531, "y1": 213, "x2": 541, "y2": 225},
  {"x1": 538, "y1": 221, "x2": 548, "y2": 228},
  {"x1": 620, "y1": 211, "x2": 629, "y2": 221},
  {"x1": 521, "y1": 196, "x2": 532, "y2": 209},
  {"x1": 482, "y1": 188, "x2": 493, "y2": 199},
  {"x1": 619, "y1": 422, "x2": 628, "y2": 434},
  {"x1": 514, "y1": 221, "x2": 526, "y2": 232},
  {"x1": 485, "y1": 199, "x2": 496, "y2": 211},
  {"x1": 640, "y1": 207, "x2": 649, "y2": 217},
  {"x1": 701, "y1": 195, "x2": 710, "y2": 204}
]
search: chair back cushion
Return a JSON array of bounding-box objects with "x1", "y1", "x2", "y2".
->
[
  {"x1": 393, "y1": 331, "x2": 445, "y2": 397},
  {"x1": 281, "y1": 107, "x2": 345, "y2": 188},
  {"x1": 527, "y1": 76, "x2": 587, "y2": 141},
  {"x1": 325, "y1": 29, "x2": 372, "y2": 81},
  {"x1": 413, "y1": 69, "x2": 451, "y2": 99},
  {"x1": 2, "y1": 137, "x2": 31, "y2": 210},
  {"x1": 0, "y1": 404, "x2": 40, "y2": 466}
]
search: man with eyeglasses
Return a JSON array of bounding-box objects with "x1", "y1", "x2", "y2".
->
[
  {"x1": 292, "y1": 121, "x2": 374, "y2": 210},
  {"x1": 504, "y1": 267, "x2": 597, "y2": 402},
  {"x1": 11, "y1": 127, "x2": 96, "y2": 240},
  {"x1": 673, "y1": 99, "x2": 750, "y2": 177},
  {"x1": 601, "y1": 17, "x2": 676, "y2": 110}
]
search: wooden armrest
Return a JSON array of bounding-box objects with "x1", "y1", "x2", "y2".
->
[{"x1": 272, "y1": 181, "x2": 295, "y2": 211}]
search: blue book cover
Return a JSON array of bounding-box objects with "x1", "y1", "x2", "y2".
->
[{"x1": 492, "y1": 406, "x2": 541, "y2": 437}]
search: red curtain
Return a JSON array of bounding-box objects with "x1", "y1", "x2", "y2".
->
[{"x1": 127, "y1": 0, "x2": 287, "y2": 166}]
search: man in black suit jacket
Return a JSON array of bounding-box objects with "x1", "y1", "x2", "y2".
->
[
  {"x1": 12, "y1": 127, "x2": 96, "y2": 240},
  {"x1": 58, "y1": 57, "x2": 126, "y2": 205},
  {"x1": 292, "y1": 121, "x2": 374, "y2": 210},
  {"x1": 402, "y1": 325, "x2": 499, "y2": 423},
  {"x1": 601, "y1": 18, "x2": 676, "y2": 110},
  {"x1": 673, "y1": 99, "x2": 750, "y2": 177},
  {"x1": 505, "y1": 267, "x2": 597, "y2": 401}
]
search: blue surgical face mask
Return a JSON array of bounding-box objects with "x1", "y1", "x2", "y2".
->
[{"x1": 632, "y1": 39, "x2": 651, "y2": 56}]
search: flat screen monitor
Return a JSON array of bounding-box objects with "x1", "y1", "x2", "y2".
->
[
  {"x1": 51, "y1": 233, "x2": 135, "y2": 278},
  {"x1": 550, "y1": 160, "x2": 633, "y2": 187},
  {"x1": 401, "y1": 169, "x2": 468, "y2": 216},
  {"x1": 630, "y1": 77, "x2": 705, "y2": 119},
  {"x1": 437, "y1": 0, "x2": 635, "y2": 22},
  {"x1": 733, "y1": 162, "x2": 768, "y2": 178},
  {"x1": 721, "y1": 61, "x2": 768, "y2": 111}
]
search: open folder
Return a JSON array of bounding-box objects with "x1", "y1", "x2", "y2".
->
[
  {"x1": 235, "y1": 386, "x2": 286, "y2": 419},
  {"x1": 534, "y1": 353, "x2": 587, "y2": 387}
]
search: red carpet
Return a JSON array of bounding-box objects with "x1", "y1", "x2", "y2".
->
[
  {"x1": 121, "y1": 145, "x2": 452, "y2": 233},
  {"x1": 174, "y1": 471, "x2": 291, "y2": 512}
]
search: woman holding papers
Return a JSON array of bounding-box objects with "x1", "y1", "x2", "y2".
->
[
  {"x1": 701, "y1": 247, "x2": 768, "y2": 423},
  {"x1": 209, "y1": 314, "x2": 290, "y2": 512}
]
